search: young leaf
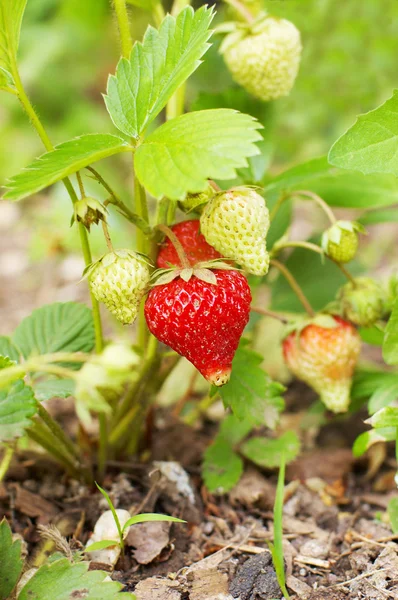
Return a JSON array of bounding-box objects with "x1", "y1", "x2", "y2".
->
[
  {"x1": 12, "y1": 302, "x2": 95, "y2": 360},
  {"x1": 366, "y1": 407, "x2": 398, "y2": 429},
  {"x1": 351, "y1": 370, "x2": 398, "y2": 402},
  {"x1": 241, "y1": 432, "x2": 300, "y2": 469},
  {"x1": 0, "y1": 0, "x2": 27, "y2": 73},
  {"x1": 329, "y1": 90, "x2": 398, "y2": 176},
  {"x1": 95, "y1": 483, "x2": 124, "y2": 546},
  {"x1": 368, "y1": 381, "x2": 398, "y2": 415},
  {"x1": 84, "y1": 539, "x2": 119, "y2": 552},
  {"x1": 218, "y1": 413, "x2": 253, "y2": 446},
  {"x1": 219, "y1": 344, "x2": 285, "y2": 428},
  {"x1": 353, "y1": 428, "x2": 396, "y2": 458},
  {"x1": 3, "y1": 134, "x2": 131, "y2": 202},
  {"x1": 104, "y1": 6, "x2": 214, "y2": 139},
  {"x1": 0, "y1": 336, "x2": 20, "y2": 362},
  {"x1": 122, "y1": 514, "x2": 185, "y2": 532},
  {"x1": 0, "y1": 519, "x2": 24, "y2": 600},
  {"x1": 0, "y1": 380, "x2": 37, "y2": 442},
  {"x1": 203, "y1": 439, "x2": 243, "y2": 494},
  {"x1": 388, "y1": 497, "x2": 398, "y2": 534},
  {"x1": 33, "y1": 379, "x2": 75, "y2": 402},
  {"x1": 135, "y1": 109, "x2": 262, "y2": 199},
  {"x1": 17, "y1": 557, "x2": 135, "y2": 600},
  {"x1": 383, "y1": 298, "x2": 398, "y2": 365}
]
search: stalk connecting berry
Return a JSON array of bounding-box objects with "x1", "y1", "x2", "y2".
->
[
  {"x1": 220, "y1": 15, "x2": 302, "y2": 102},
  {"x1": 200, "y1": 187, "x2": 270, "y2": 276},
  {"x1": 86, "y1": 250, "x2": 150, "y2": 325},
  {"x1": 156, "y1": 220, "x2": 221, "y2": 269},
  {"x1": 282, "y1": 316, "x2": 361, "y2": 413}
]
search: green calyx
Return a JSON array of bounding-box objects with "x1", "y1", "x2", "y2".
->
[
  {"x1": 151, "y1": 259, "x2": 237, "y2": 287},
  {"x1": 338, "y1": 277, "x2": 388, "y2": 327},
  {"x1": 71, "y1": 196, "x2": 108, "y2": 231},
  {"x1": 178, "y1": 185, "x2": 216, "y2": 215}
]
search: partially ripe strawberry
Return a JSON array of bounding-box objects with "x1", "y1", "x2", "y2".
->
[
  {"x1": 200, "y1": 187, "x2": 270, "y2": 276},
  {"x1": 157, "y1": 220, "x2": 221, "y2": 269},
  {"x1": 145, "y1": 269, "x2": 251, "y2": 386},
  {"x1": 86, "y1": 250, "x2": 150, "y2": 325},
  {"x1": 282, "y1": 316, "x2": 361, "y2": 413},
  {"x1": 221, "y1": 16, "x2": 302, "y2": 102}
]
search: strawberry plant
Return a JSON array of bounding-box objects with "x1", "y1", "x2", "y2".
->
[{"x1": 1, "y1": 0, "x2": 398, "y2": 596}]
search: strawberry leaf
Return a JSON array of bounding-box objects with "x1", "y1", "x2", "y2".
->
[
  {"x1": 0, "y1": 519, "x2": 24, "y2": 600},
  {"x1": 17, "y1": 558, "x2": 135, "y2": 600},
  {"x1": 135, "y1": 109, "x2": 262, "y2": 200},
  {"x1": 219, "y1": 344, "x2": 285, "y2": 428},
  {"x1": 0, "y1": 337, "x2": 20, "y2": 363},
  {"x1": 104, "y1": 6, "x2": 214, "y2": 139},
  {"x1": 0, "y1": 380, "x2": 37, "y2": 442},
  {"x1": 241, "y1": 432, "x2": 300, "y2": 469},
  {"x1": 0, "y1": 0, "x2": 27, "y2": 76},
  {"x1": 329, "y1": 90, "x2": 398, "y2": 177},
  {"x1": 3, "y1": 134, "x2": 131, "y2": 201},
  {"x1": 12, "y1": 302, "x2": 95, "y2": 363},
  {"x1": 353, "y1": 428, "x2": 396, "y2": 458},
  {"x1": 33, "y1": 379, "x2": 75, "y2": 402},
  {"x1": 203, "y1": 439, "x2": 243, "y2": 494},
  {"x1": 122, "y1": 514, "x2": 185, "y2": 531}
]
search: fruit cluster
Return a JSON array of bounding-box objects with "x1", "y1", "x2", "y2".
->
[{"x1": 84, "y1": 180, "x2": 390, "y2": 413}]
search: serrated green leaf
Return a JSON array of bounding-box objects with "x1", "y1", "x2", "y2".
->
[
  {"x1": 33, "y1": 379, "x2": 75, "y2": 402},
  {"x1": 329, "y1": 90, "x2": 398, "y2": 177},
  {"x1": 12, "y1": 302, "x2": 95, "y2": 362},
  {"x1": 241, "y1": 432, "x2": 300, "y2": 469},
  {"x1": 0, "y1": 0, "x2": 27, "y2": 75},
  {"x1": 17, "y1": 557, "x2": 135, "y2": 600},
  {"x1": 105, "y1": 6, "x2": 214, "y2": 139},
  {"x1": 135, "y1": 109, "x2": 262, "y2": 200},
  {"x1": 219, "y1": 344, "x2": 285, "y2": 428},
  {"x1": 203, "y1": 439, "x2": 243, "y2": 494},
  {"x1": 218, "y1": 413, "x2": 253, "y2": 446},
  {"x1": 388, "y1": 497, "x2": 398, "y2": 534},
  {"x1": 122, "y1": 513, "x2": 185, "y2": 531},
  {"x1": 0, "y1": 356, "x2": 15, "y2": 369},
  {"x1": 368, "y1": 381, "x2": 398, "y2": 415},
  {"x1": 353, "y1": 428, "x2": 396, "y2": 458},
  {"x1": 367, "y1": 407, "x2": 398, "y2": 429},
  {"x1": 351, "y1": 370, "x2": 398, "y2": 401},
  {"x1": 0, "y1": 519, "x2": 23, "y2": 600},
  {"x1": 0, "y1": 380, "x2": 37, "y2": 442},
  {"x1": 383, "y1": 298, "x2": 398, "y2": 365},
  {"x1": 3, "y1": 134, "x2": 131, "y2": 202},
  {"x1": 0, "y1": 337, "x2": 20, "y2": 362}
]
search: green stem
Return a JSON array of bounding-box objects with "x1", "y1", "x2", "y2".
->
[
  {"x1": 76, "y1": 172, "x2": 86, "y2": 198},
  {"x1": 293, "y1": 190, "x2": 336, "y2": 224},
  {"x1": 270, "y1": 259, "x2": 315, "y2": 317},
  {"x1": 26, "y1": 424, "x2": 83, "y2": 481},
  {"x1": 152, "y1": 1, "x2": 166, "y2": 26},
  {"x1": 113, "y1": 0, "x2": 133, "y2": 58},
  {"x1": 184, "y1": 392, "x2": 219, "y2": 426},
  {"x1": 269, "y1": 193, "x2": 289, "y2": 222},
  {"x1": 332, "y1": 260, "x2": 357, "y2": 286},
  {"x1": 9, "y1": 56, "x2": 104, "y2": 354},
  {"x1": 86, "y1": 167, "x2": 152, "y2": 236},
  {"x1": 272, "y1": 455, "x2": 290, "y2": 599},
  {"x1": 0, "y1": 446, "x2": 14, "y2": 483},
  {"x1": 251, "y1": 307, "x2": 289, "y2": 324},
  {"x1": 37, "y1": 403, "x2": 81, "y2": 462},
  {"x1": 102, "y1": 220, "x2": 115, "y2": 252},
  {"x1": 157, "y1": 224, "x2": 191, "y2": 269},
  {"x1": 134, "y1": 175, "x2": 149, "y2": 254},
  {"x1": 273, "y1": 240, "x2": 323, "y2": 257}
]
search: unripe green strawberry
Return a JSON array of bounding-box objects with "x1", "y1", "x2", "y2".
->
[
  {"x1": 338, "y1": 277, "x2": 387, "y2": 327},
  {"x1": 179, "y1": 186, "x2": 215, "y2": 215},
  {"x1": 221, "y1": 16, "x2": 302, "y2": 102},
  {"x1": 200, "y1": 187, "x2": 270, "y2": 276},
  {"x1": 322, "y1": 220, "x2": 365, "y2": 263},
  {"x1": 86, "y1": 250, "x2": 150, "y2": 325},
  {"x1": 283, "y1": 316, "x2": 361, "y2": 413}
]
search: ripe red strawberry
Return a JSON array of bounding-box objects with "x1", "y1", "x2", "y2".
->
[
  {"x1": 156, "y1": 220, "x2": 221, "y2": 269},
  {"x1": 145, "y1": 269, "x2": 251, "y2": 385},
  {"x1": 282, "y1": 316, "x2": 361, "y2": 413}
]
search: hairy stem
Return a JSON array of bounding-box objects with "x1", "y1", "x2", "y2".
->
[
  {"x1": 332, "y1": 260, "x2": 357, "y2": 285},
  {"x1": 157, "y1": 224, "x2": 191, "y2": 269},
  {"x1": 97, "y1": 413, "x2": 108, "y2": 480},
  {"x1": 26, "y1": 424, "x2": 84, "y2": 481},
  {"x1": 270, "y1": 259, "x2": 315, "y2": 317},
  {"x1": 9, "y1": 57, "x2": 104, "y2": 354},
  {"x1": 76, "y1": 171, "x2": 86, "y2": 198},
  {"x1": 37, "y1": 403, "x2": 81, "y2": 462},
  {"x1": 113, "y1": 0, "x2": 133, "y2": 58},
  {"x1": 0, "y1": 446, "x2": 14, "y2": 484},
  {"x1": 272, "y1": 455, "x2": 290, "y2": 598},
  {"x1": 102, "y1": 220, "x2": 115, "y2": 252}
]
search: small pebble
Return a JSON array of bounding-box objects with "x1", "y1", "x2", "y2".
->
[{"x1": 299, "y1": 568, "x2": 307, "y2": 577}]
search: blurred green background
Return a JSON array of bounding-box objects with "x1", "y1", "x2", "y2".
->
[{"x1": 1, "y1": 0, "x2": 397, "y2": 330}]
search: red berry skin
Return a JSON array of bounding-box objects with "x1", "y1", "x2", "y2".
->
[
  {"x1": 156, "y1": 220, "x2": 221, "y2": 269},
  {"x1": 145, "y1": 270, "x2": 251, "y2": 385}
]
